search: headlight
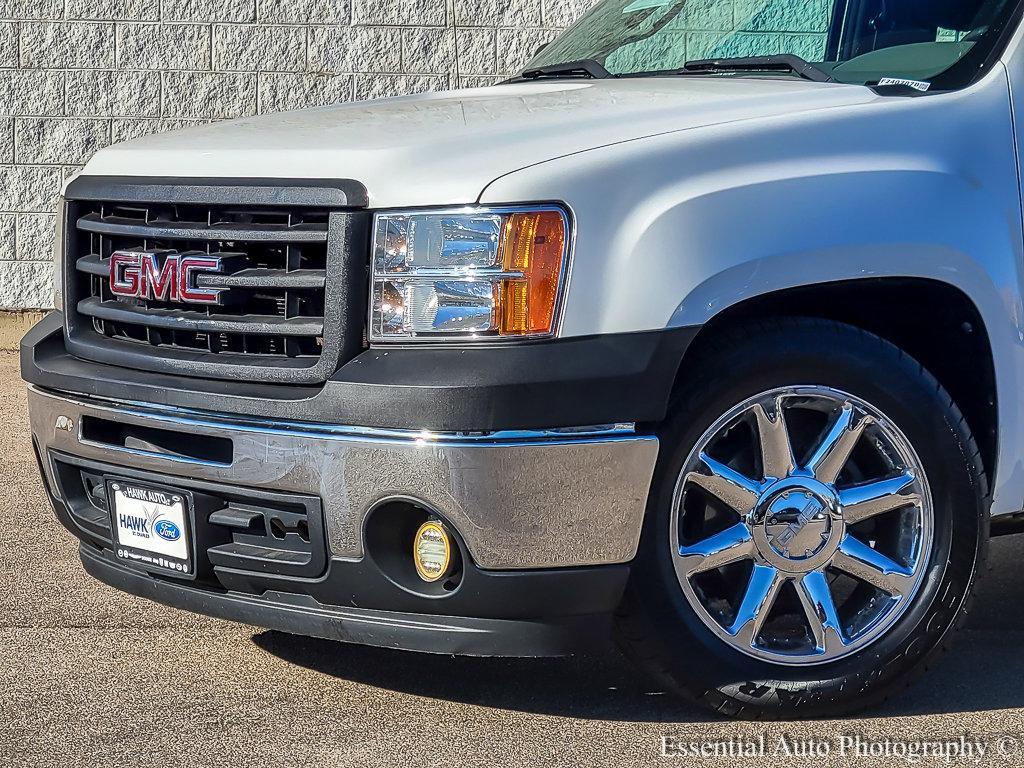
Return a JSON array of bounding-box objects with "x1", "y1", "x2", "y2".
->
[{"x1": 369, "y1": 206, "x2": 570, "y2": 341}]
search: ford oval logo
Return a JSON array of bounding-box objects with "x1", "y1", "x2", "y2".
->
[{"x1": 154, "y1": 520, "x2": 181, "y2": 542}]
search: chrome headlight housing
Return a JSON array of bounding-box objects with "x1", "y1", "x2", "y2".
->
[{"x1": 369, "y1": 206, "x2": 570, "y2": 342}]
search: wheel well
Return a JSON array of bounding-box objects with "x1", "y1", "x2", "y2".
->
[{"x1": 681, "y1": 278, "x2": 998, "y2": 484}]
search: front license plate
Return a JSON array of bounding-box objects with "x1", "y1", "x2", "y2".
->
[{"x1": 108, "y1": 481, "x2": 192, "y2": 575}]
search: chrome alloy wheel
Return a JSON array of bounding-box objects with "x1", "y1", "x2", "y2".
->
[{"x1": 671, "y1": 386, "x2": 933, "y2": 665}]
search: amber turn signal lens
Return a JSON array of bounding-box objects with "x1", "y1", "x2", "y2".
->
[{"x1": 498, "y1": 210, "x2": 566, "y2": 336}]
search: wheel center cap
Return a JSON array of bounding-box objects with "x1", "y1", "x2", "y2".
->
[
  {"x1": 751, "y1": 477, "x2": 844, "y2": 573},
  {"x1": 764, "y1": 491, "x2": 832, "y2": 560}
]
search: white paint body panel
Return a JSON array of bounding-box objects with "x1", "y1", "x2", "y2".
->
[
  {"x1": 76, "y1": 34, "x2": 1024, "y2": 517},
  {"x1": 84, "y1": 79, "x2": 875, "y2": 208},
  {"x1": 482, "y1": 69, "x2": 1024, "y2": 516},
  {"x1": 481, "y1": 74, "x2": 1020, "y2": 331}
]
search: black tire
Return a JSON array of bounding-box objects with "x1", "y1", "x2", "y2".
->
[{"x1": 615, "y1": 317, "x2": 988, "y2": 719}]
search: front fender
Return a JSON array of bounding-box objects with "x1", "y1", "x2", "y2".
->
[{"x1": 481, "y1": 70, "x2": 1024, "y2": 515}]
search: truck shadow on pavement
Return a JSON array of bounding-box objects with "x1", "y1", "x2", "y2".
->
[
  {"x1": 253, "y1": 534, "x2": 1024, "y2": 722},
  {"x1": 253, "y1": 632, "x2": 706, "y2": 723}
]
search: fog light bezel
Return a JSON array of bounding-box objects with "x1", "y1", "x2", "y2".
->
[{"x1": 363, "y1": 499, "x2": 465, "y2": 597}]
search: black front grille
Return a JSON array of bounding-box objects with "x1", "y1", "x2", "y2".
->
[{"x1": 63, "y1": 186, "x2": 369, "y2": 384}]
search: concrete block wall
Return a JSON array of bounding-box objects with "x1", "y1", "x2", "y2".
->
[{"x1": 0, "y1": 0, "x2": 602, "y2": 309}]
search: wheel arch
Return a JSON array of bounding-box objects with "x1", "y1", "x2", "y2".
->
[{"x1": 674, "y1": 278, "x2": 998, "y2": 495}]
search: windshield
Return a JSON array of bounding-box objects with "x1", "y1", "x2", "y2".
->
[{"x1": 525, "y1": 0, "x2": 1019, "y2": 89}]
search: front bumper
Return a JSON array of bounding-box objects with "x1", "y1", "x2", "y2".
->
[{"x1": 28, "y1": 385, "x2": 659, "y2": 656}]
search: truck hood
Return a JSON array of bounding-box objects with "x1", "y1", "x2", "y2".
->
[{"x1": 84, "y1": 78, "x2": 878, "y2": 208}]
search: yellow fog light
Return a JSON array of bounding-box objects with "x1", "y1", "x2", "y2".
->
[{"x1": 413, "y1": 520, "x2": 452, "y2": 583}]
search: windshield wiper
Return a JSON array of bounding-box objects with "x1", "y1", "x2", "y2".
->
[
  {"x1": 519, "y1": 59, "x2": 613, "y2": 81},
  {"x1": 680, "y1": 55, "x2": 834, "y2": 83}
]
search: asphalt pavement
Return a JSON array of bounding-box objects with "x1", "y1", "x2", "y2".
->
[{"x1": 4, "y1": 352, "x2": 1024, "y2": 767}]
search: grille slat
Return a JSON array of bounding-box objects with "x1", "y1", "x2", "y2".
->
[
  {"x1": 197, "y1": 268, "x2": 327, "y2": 290},
  {"x1": 76, "y1": 213, "x2": 330, "y2": 243},
  {"x1": 77, "y1": 297, "x2": 326, "y2": 337}
]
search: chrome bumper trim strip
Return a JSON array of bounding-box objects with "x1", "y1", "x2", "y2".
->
[{"x1": 31, "y1": 386, "x2": 637, "y2": 444}]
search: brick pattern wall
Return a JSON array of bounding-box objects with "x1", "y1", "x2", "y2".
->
[{"x1": 0, "y1": 0, "x2": 601, "y2": 309}]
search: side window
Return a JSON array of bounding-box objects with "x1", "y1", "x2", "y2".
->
[{"x1": 840, "y1": 0, "x2": 988, "y2": 59}]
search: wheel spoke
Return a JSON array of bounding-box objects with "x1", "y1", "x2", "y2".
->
[
  {"x1": 726, "y1": 564, "x2": 782, "y2": 646},
  {"x1": 677, "y1": 522, "x2": 755, "y2": 576},
  {"x1": 797, "y1": 570, "x2": 847, "y2": 654},
  {"x1": 833, "y1": 534, "x2": 914, "y2": 597},
  {"x1": 839, "y1": 472, "x2": 921, "y2": 525},
  {"x1": 685, "y1": 452, "x2": 760, "y2": 514},
  {"x1": 753, "y1": 399, "x2": 795, "y2": 480},
  {"x1": 805, "y1": 404, "x2": 872, "y2": 485}
]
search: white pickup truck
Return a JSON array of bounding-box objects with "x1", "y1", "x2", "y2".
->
[{"x1": 21, "y1": 0, "x2": 1024, "y2": 718}]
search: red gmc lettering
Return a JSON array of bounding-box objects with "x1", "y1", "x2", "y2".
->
[
  {"x1": 139, "y1": 253, "x2": 177, "y2": 301},
  {"x1": 178, "y1": 256, "x2": 223, "y2": 304},
  {"x1": 109, "y1": 251, "x2": 142, "y2": 297},
  {"x1": 108, "y1": 251, "x2": 223, "y2": 305}
]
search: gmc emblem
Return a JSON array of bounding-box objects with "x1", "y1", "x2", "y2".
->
[{"x1": 109, "y1": 251, "x2": 224, "y2": 305}]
